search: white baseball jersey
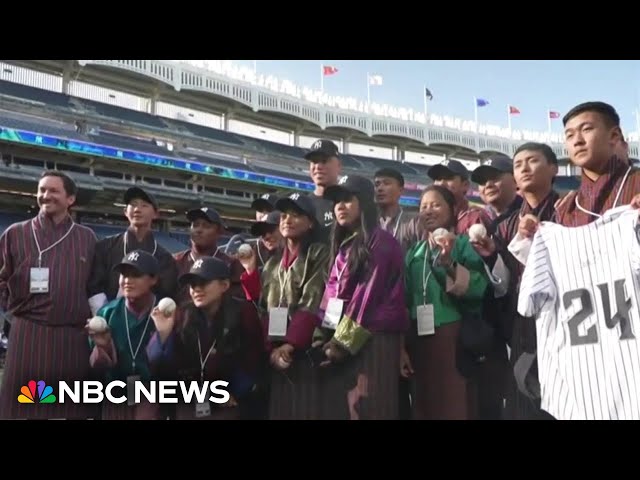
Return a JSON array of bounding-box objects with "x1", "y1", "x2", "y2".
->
[{"x1": 518, "y1": 206, "x2": 640, "y2": 420}]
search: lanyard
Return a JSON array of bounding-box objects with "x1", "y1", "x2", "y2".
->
[
  {"x1": 31, "y1": 217, "x2": 76, "y2": 268},
  {"x1": 392, "y1": 209, "x2": 404, "y2": 237},
  {"x1": 574, "y1": 166, "x2": 631, "y2": 219},
  {"x1": 197, "y1": 335, "x2": 217, "y2": 383},
  {"x1": 124, "y1": 295, "x2": 155, "y2": 373},
  {"x1": 277, "y1": 258, "x2": 298, "y2": 306},
  {"x1": 421, "y1": 245, "x2": 441, "y2": 304},
  {"x1": 124, "y1": 231, "x2": 157, "y2": 257}
]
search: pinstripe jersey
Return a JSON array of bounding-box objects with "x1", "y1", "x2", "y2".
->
[{"x1": 518, "y1": 206, "x2": 640, "y2": 420}]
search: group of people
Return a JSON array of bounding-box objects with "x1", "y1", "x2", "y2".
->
[{"x1": 1, "y1": 100, "x2": 639, "y2": 420}]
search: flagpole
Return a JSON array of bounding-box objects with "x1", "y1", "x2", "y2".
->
[
  {"x1": 474, "y1": 97, "x2": 478, "y2": 132},
  {"x1": 507, "y1": 104, "x2": 512, "y2": 131},
  {"x1": 367, "y1": 72, "x2": 371, "y2": 106},
  {"x1": 320, "y1": 64, "x2": 324, "y2": 93},
  {"x1": 423, "y1": 84, "x2": 428, "y2": 124}
]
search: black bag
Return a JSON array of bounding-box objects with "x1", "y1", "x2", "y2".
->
[{"x1": 456, "y1": 311, "x2": 496, "y2": 378}]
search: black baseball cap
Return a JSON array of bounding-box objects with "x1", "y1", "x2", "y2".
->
[
  {"x1": 251, "y1": 193, "x2": 279, "y2": 213},
  {"x1": 427, "y1": 159, "x2": 470, "y2": 181},
  {"x1": 124, "y1": 186, "x2": 158, "y2": 210},
  {"x1": 250, "y1": 210, "x2": 281, "y2": 237},
  {"x1": 304, "y1": 139, "x2": 340, "y2": 162},
  {"x1": 275, "y1": 193, "x2": 317, "y2": 222},
  {"x1": 113, "y1": 250, "x2": 159, "y2": 276},
  {"x1": 324, "y1": 175, "x2": 375, "y2": 203},
  {"x1": 471, "y1": 154, "x2": 514, "y2": 185},
  {"x1": 186, "y1": 206, "x2": 225, "y2": 228},
  {"x1": 179, "y1": 257, "x2": 231, "y2": 286}
]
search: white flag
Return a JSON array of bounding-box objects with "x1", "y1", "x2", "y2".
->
[{"x1": 368, "y1": 75, "x2": 383, "y2": 86}]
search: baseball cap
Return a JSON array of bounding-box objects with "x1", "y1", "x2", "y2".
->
[
  {"x1": 471, "y1": 154, "x2": 514, "y2": 185},
  {"x1": 113, "y1": 250, "x2": 159, "y2": 276},
  {"x1": 275, "y1": 192, "x2": 317, "y2": 222},
  {"x1": 323, "y1": 175, "x2": 375, "y2": 203},
  {"x1": 179, "y1": 257, "x2": 231, "y2": 286},
  {"x1": 186, "y1": 206, "x2": 225, "y2": 228},
  {"x1": 427, "y1": 159, "x2": 470, "y2": 181},
  {"x1": 251, "y1": 193, "x2": 279, "y2": 213},
  {"x1": 304, "y1": 139, "x2": 340, "y2": 162},
  {"x1": 124, "y1": 186, "x2": 158, "y2": 210},
  {"x1": 250, "y1": 210, "x2": 281, "y2": 237}
]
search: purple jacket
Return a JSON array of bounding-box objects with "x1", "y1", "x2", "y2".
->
[{"x1": 320, "y1": 227, "x2": 408, "y2": 334}]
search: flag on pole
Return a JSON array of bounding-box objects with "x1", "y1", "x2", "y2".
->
[
  {"x1": 549, "y1": 110, "x2": 560, "y2": 119},
  {"x1": 476, "y1": 98, "x2": 489, "y2": 107},
  {"x1": 323, "y1": 65, "x2": 338, "y2": 76},
  {"x1": 509, "y1": 105, "x2": 520, "y2": 115},
  {"x1": 425, "y1": 87, "x2": 433, "y2": 101},
  {"x1": 368, "y1": 74, "x2": 383, "y2": 85}
]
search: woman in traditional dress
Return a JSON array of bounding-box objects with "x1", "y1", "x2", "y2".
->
[
  {"x1": 403, "y1": 185, "x2": 490, "y2": 420},
  {"x1": 146, "y1": 257, "x2": 264, "y2": 420},
  {"x1": 314, "y1": 175, "x2": 409, "y2": 420},
  {"x1": 239, "y1": 192, "x2": 329, "y2": 419},
  {"x1": 88, "y1": 249, "x2": 161, "y2": 420}
]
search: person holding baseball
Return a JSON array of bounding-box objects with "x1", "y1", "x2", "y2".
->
[
  {"x1": 403, "y1": 185, "x2": 491, "y2": 420},
  {"x1": 145, "y1": 257, "x2": 264, "y2": 420},
  {"x1": 87, "y1": 250, "x2": 162, "y2": 420}
]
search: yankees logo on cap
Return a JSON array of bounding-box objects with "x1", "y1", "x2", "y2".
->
[
  {"x1": 471, "y1": 154, "x2": 513, "y2": 185},
  {"x1": 179, "y1": 257, "x2": 232, "y2": 286},
  {"x1": 275, "y1": 192, "x2": 317, "y2": 223},
  {"x1": 251, "y1": 193, "x2": 279, "y2": 213},
  {"x1": 304, "y1": 139, "x2": 340, "y2": 162},
  {"x1": 114, "y1": 249, "x2": 159, "y2": 276},
  {"x1": 427, "y1": 158, "x2": 470, "y2": 181},
  {"x1": 323, "y1": 174, "x2": 375, "y2": 203}
]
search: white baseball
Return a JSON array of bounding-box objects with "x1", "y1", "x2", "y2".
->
[
  {"x1": 468, "y1": 223, "x2": 488, "y2": 242},
  {"x1": 87, "y1": 316, "x2": 108, "y2": 333},
  {"x1": 433, "y1": 228, "x2": 450, "y2": 241},
  {"x1": 237, "y1": 244, "x2": 253, "y2": 257},
  {"x1": 158, "y1": 297, "x2": 177, "y2": 316}
]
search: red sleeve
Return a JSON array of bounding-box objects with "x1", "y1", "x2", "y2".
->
[
  {"x1": 285, "y1": 311, "x2": 321, "y2": 351},
  {"x1": 241, "y1": 269, "x2": 261, "y2": 302}
]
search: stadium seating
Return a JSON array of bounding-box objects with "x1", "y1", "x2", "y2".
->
[
  {"x1": 90, "y1": 131, "x2": 173, "y2": 157},
  {"x1": 78, "y1": 98, "x2": 168, "y2": 130},
  {"x1": 0, "y1": 79, "x2": 71, "y2": 109},
  {"x1": 0, "y1": 112, "x2": 87, "y2": 140}
]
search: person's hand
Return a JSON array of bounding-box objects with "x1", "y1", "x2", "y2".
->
[
  {"x1": 518, "y1": 214, "x2": 539, "y2": 239},
  {"x1": 237, "y1": 245, "x2": 257, "y2": 274},
  {"x1": 470, "y1": 235, "x2": 496, "y2": 258},
  {"x1": 270, "y1": 344, "x2": 294, "y2": 370},
  {"x1": 320, "y1": 341, "x2": 349, "y2": 367},
  {"x1": 400, "y1": 348, "x2": 414, "y2": 378},
  {"x1": 150, "y1": 306, "x2": 175, "y2": 342},
  {"x1": 85, "y1": 321, "x2": 111, "y2": 348},
  {"x1": 433, "y1": 231, "x2": 456, "y2": 266}
]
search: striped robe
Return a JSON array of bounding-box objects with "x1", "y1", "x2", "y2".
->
[
  {"x1": 258, "y1": 243, "x2": 329, "y2": 420},
  {"x1": 0, "y1": 213, "x2": 97, "y2": 419}
]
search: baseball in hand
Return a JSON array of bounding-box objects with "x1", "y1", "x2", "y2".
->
[
  {"x1": 276, "y1": 356, "x2": 291, "y2": 369},
  {"x1": 468, "y1": 223, "x2": 488, "y2": 242},
  {"x1": 87, "y1": 316, "x2": 108, "y2": 333},
  {"x1": 237, "y1": 243, "x2": 253, "y2": 258},
  {"x1": 158, "y1": 297, "x2": 177, "y2": 316},
  {"x1": 432, "y1": 228, "x2": 449, "y2": 241}
]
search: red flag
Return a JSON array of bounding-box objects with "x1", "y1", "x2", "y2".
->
[
  {"x1": 323, "y1": 65, "x2": 338, "y2": 76},
  {"x1": 549, "y1": 110, "x2": 560, "y2": 119},
  {"x1": 509, "y1": 105, "x2": 520, "y2": 115}
]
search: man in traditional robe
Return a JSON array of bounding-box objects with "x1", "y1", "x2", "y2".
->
[
  {"x1": 88, "y1": 186, "x2": 178, "y2": 315},
  {"x1": 0, "y1": 170, "x2": 97, "y2": 419}
]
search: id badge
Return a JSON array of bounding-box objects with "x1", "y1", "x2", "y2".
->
[
  {"x1": 416, "y1": 304, "x2": 435, "y2": 336},
  {"x1": 126, "y1": 375, "x2": 141, "y2": 406},
  {"x1": 30, "y1": 268, "x2": 50, "y2": 293},
  {"x1": 268, "y1": 307, "x2": 288, "y2": 338},
  {"x1": 195, "y1": 400, "x2": 211, "y2": 418},
  {"x1": 322, "y1": 298, "x2": 344, "y2": 330}
]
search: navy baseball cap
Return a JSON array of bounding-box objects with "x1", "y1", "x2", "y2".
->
[
  {"x1": 427, "y1": 159, "x2": 470, "y2": 181},
  {"x1": 251, "y1": 193, "x2": 279, "y2": 213},
  {"x1": 304, "y1": 139, "x2": 340, "y2": 162},
  {"x1": 114, "y1": 250, "x2": 159, "y2": 276},
  {"x1": 471, "y1": 154, "x2": 514, "y2": 185},
  {"x1": 250, "y1": 210, "x2": 281, "y2": 237},
  {"x1": 124, "y1": 186, "x2": 158, "y2": 210},
  {"x1": 179, "y1": 257, "x2": 231, "y2": 286},
  {"x1": 275, "y1": 192, "x2": 317, "y2": 222},
  {"x1": 186, "y1": 206, "x2": 225, "y2": 228},
  {"x1": 323, "y1": 175, "x2": 375, "y2": 203}
]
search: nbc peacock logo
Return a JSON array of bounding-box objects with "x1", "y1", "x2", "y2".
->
[{"x1": 18, "y1": 380, "x2": 56, "y2": 404}]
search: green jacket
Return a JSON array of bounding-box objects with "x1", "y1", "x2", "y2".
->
[{"x1": 405, "y1": 235, "x2": 489, "y2": 329}]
